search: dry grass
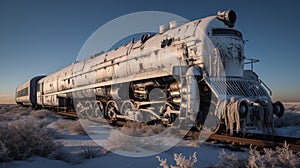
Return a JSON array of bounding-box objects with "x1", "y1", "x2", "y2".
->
[
  {"x1": 0, "y1": 104, "x2": 30, "y2": 121},
  {"x1": 80, "y1": 141, "x2": 106, "y2": 159},
  {"x1": 120, "y1": 121, "x2": 165, "y2": 137},
  {"x1": 0, "y1": 104, "x2": 60, "y2": 122},
  {"x1": 0, "y1": 104, "x2": 20, "y2": 113},
  {"x1": 54, "y1": 119, "x2": 87, "y2": 135},
  {"x1": 105, "y1": 122, "x2": 166, "y2": 152},
  {"x1": 29, "y1": 109, "x2": 58, "y2": 119}
]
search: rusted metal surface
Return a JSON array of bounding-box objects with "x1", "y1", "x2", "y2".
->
[
  {"x1": 56, "y1": 111, "x2": 78, "y2": 118},
  {"x1": 208, "y1": 133, "x2": 300, "y2": 152}
]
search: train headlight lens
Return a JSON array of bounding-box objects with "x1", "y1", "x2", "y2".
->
[{"x1": 217, "y1": 10, "x2": 236, "y2": 28}]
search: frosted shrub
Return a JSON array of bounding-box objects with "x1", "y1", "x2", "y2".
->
[
  {"x1": 0, "y1": 105, "x2": 23, "y2": 122},
  {"x1": 0, "y1": 141, "x2": 10, "y2": 162},
  {"x1": 105, "y1": 122, "x2": 165, "y2": 152},
  {"x1": 272, "y1": 143, "x2": 299, "y2": 167},
  {"x1": 218, "y1": 150, "x2": 246, "y2": 168},
  {"x1": 157, "y1": 152, "x2": 197, "y2": 168},
  {"x1": 0, "y1": 105, "x2": 18, "y2": 114},
  {"x1": 0, "y1": 118, "x2": 63, "y2": 161},
  {"x1": 120, "y1": 121, "x2": 165, "y2": 137},
  {"x1": 80, "y1": 141, "x2": 105, "y2": 159},
  {"x1": 14, "y1": 108, "x2": 31, "y2": 117},
  {"x1": 0, "y1": 114, "x2": 12, "y2": 122},
  {"x1": 216, "y1": 142, "x2": 300, "y2": 168},
  {"x1": 246, "y1": 143, "x2": 300, "y2": 168}
]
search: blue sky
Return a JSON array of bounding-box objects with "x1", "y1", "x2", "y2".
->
[{"x1": 0, "y1": 0, "x2": 299, "y2": 103}]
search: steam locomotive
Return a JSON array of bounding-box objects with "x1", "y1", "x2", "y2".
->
[{"x1": 16, "y1": 10, "x2": 284, "y2": 134}]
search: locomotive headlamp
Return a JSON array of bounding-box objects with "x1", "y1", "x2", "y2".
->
[{"x1": 217, "y1": 10, "x2": 236, "y2": 28}]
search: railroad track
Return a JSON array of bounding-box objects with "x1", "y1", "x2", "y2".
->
[
  {"x1": 55, "y1": 111, "x2": 300, "y2": 152},
  {"x1": 209, "y1": 133, "x2": 300, "y2": 152},
  {"x1": 185, "y1": 130, "x2": 300, "y2": 152},
  {"x1": 56, "y1": 111, "x2": 78, "y2": 118}
]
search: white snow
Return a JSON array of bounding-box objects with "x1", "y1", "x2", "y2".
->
[{"x1": 6, "y1": 144, "x2": 245, "y2": 168}]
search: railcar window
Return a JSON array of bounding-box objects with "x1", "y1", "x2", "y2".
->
[
  {"x1": 25, "y1": 88, "x2": 28, "y2": 95},
  {"x1": 212, "y1": 28, "x2": 243, "y2": 39},
  {"x1": 17, "y1": 87, "x2": 28, "y2": 97}
]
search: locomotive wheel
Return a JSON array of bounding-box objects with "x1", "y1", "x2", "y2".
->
[
  {"x1": 75, "y1": 102, "x2": 85, "y2": 117},
  {"x1": 201, "y1": 99, "x2": 220, "y2": 134},
  {"x1": 120, "y1": 100, "x2": 136, "y2": 116},
  {"x1": 94, "y1": 101, "x2": 104, "y2": 118},
  {"x1": 84, "y1": 101, "x2": 93, "y2": 116},
  {"x1": 208, "y1": 99, "x2": 220, "y2": 134},
  {"x1": 105, "y1": 100, "x2": 119, "y2": 119},
  {"x1": 205, "y1": 116, "x2": 220, "y2": 134},
  {"x1": 200, "y1": 115, "x2": 220, "y2": 134}
]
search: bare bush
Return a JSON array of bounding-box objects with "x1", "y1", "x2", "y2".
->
[
  {"x1": 0, "y1": 114, "x2": 13, "y2": 122},
  {"x1": 0, "y1": 141, "x2": 10, "y2": 162},
  {"x1": 217, "y1": 150, "x2": 246, "y2": 168},
  {"x1": 214, "y1": 142, "x2": 300, "y2": 168},
  {"x1": 0, "y1": 105, "x2": 27, "y2": 122},
  {"x1": 157, "y1": 152, "x2": 198, "y2": 168},
  {"x1": 0, "y1": 118, "x2": 63, "y2": 162},
  {"x1": 121, "y1": 121, "x2": 165, "y2": 137},
  {"x1": 0, "y1": 105, "x2": 19, "y2": 114},
  {"x1": 80, "y1": 141, "x2": 105, "y2": 159},
  {"x1": 0, "y1": 105, "x2": 58, "y2": 122},
  {"x1": 105, "y1": 122, "x2": 165, "y2": 152},
  {"x1": 55, "y1": 119, "x2": 87, "y2": 135},
  {"x1": 13, "y1": 107, "x2": 31, "y2": 117}
]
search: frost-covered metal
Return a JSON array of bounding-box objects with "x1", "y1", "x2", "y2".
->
[
  {"x1": 15, "y1": 10, "x2": 284, "y2": 134},
  {"x1": 15, "y1": 76, "x2": 45, "y2": 107}
]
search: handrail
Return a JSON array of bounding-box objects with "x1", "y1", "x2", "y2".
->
[
  {"x1": 244, "y1": 58, "x2": 260, "y2": 71},
  {"x1": 259, "y1": 79, "x2": 272, "y2": 96}
]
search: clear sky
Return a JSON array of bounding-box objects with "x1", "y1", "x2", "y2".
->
[{"x1": 0, "y1": 0, "x2": 299, "y2": 103}]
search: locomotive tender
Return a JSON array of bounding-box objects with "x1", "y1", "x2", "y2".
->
[{"x1": 16, "y1": 10, "x2": 284, "y2": 134}]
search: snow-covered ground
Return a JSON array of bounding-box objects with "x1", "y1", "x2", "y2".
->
[
  {"x1": 0, "y1": 103, "x2": 299, "y2": 168},
  {"x1": 8, "y1": 145, "x2": 245, "y2": 168}
]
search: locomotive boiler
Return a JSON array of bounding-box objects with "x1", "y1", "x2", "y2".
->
[{"x1": 15, "y1": 10, "x2": 284, "y2": 134}]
